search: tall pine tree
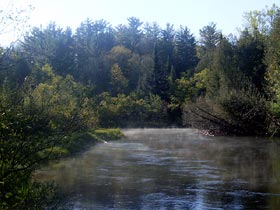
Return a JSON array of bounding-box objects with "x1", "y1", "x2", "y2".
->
[{"x1": 153, "y1": 43, "x2": 170, "y2": 100}]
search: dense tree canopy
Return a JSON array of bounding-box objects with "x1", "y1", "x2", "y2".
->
[{"x1": 2, "y1": 5, "x2": 280, "y2": 132}]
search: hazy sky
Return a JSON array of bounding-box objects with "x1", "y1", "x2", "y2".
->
[{"x1": 0, "y1": 0, "x2": 278, "y2": 44}]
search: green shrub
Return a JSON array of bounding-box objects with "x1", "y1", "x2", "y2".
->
[{"x1": 93, "y1": 128, "x2": 124, "y2": 140}]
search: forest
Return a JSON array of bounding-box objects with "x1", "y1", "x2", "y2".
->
[{"x1": 1, "y1": 3, "x2": 280, "y2": 209}]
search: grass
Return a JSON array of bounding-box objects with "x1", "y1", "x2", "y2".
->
[
  {"x1": 64, "y1": 128, "x2": 123, "y2": 154},
  {"x1": 41, "y1": 128, "x2": 124, "y2": 160}
]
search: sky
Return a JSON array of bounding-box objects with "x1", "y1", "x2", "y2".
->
[{"x1": 0, "y1": 0, "x2": 278, "y2": 45}]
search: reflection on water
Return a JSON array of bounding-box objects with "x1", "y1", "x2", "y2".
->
[{"x1": 34, "y1": 128, "x2": 280, "y2": 209}]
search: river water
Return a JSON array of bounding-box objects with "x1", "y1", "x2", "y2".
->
[{"x1": 35, "y1": 129, "x2": 280, "y2": 209}]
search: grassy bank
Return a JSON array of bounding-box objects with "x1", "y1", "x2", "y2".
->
[{"x1": 45, "y1": 128, "x2": 124, "y2": 159}]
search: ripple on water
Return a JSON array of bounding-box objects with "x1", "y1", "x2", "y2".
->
[
  {"x1": 141, "y1": 192, "x2": 224, "y2": 210},
  {"x1": 34, "y1": 129, "x2": 280, "y2": 210}
]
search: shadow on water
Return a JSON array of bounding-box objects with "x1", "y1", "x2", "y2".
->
[{"x1": 34, "y1": 128, "x2": 280, "y2": 209}]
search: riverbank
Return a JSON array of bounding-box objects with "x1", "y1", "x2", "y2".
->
[{"x1": 44, "y1": 128, "x2": 124, "y2": 160}]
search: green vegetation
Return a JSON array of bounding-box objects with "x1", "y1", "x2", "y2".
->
[
  {"x1": 63, "y1": 129, "x2": 123, "y2": 155},
  {"x1": 1, "y1": 123, "x2": 122, "y2": 210},
  {"x1": 1, "y1": 3, "x2": 280, "y2": 209},
  {"x1": 39, "y1": 129, "x2": 123, "y2": 159}
]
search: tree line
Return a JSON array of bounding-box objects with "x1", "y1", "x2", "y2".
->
[
  {"x1": 8, "y1": 4, "x2": 279, "y2": 134},
  {"x1": 1, "y1": 3, "x2": 280, "y2": 209}
]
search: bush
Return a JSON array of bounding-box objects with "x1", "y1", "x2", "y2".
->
[
  {"x1": 0, "y1": 65, "x2": 98, "y2": 209},
  {"x1": 93, "y1": 128, "x2": 124, "y2": 140},
  {"x1": 219, "y1": 89, "x2": 270, "y2": 135},
  {"x1": 183, "y1": 88, "x2": 271, "y2": 135},
  {"x1": 97, "y1": 92, "x2": 168, "y2": 127}
]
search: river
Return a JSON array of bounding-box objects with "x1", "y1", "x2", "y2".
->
[{"x1": 35, "y1": 128, "x2": 280, "y2": 209}]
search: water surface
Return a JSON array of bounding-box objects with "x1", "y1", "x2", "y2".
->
[{"x1": 35, "y1": 129, "x2": 280, "y2": 209}]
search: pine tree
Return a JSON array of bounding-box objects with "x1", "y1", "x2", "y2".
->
[
  {"x1": 174, "y1": 26, "x2": 198, "y2": 78},
  {"x1": 237, "y1": 29, "x2": 266, "y2": 92},
  {"x1": 153, "y1": 44, "x2": 170, "y2": 100},
  {"x1": 206, "y1": 36, "x2": 236, "y2": 97}
]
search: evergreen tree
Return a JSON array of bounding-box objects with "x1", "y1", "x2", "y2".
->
[
  {"x1": 153, "y1": 44, "x2": 170, "y2": 100},
  {"x1": 22, "y1": 22, "x2": 64, "y2": 67},
  {"x1": 174, "y1": 26, "x2": 198, "y2": 78},
  {"x1": 207, "y1": 36, "x2": 237, "y2": 96},
  {"x1": 237, "y1": 29, "x2": 266, "y2": 92},
  {"x1": 137, "y1": 55, "x2": 155, "y2": 96},
  {"x1": 199, "y1": 22, "x2": 221, "y2": 51},
  {"x1": 75, "y1": 19, "x2": 114, "y2": 90},
  {"x1": 196, "y1": 23, "x2": 221, "y2": 72},
  {"x1": 139, "y1": 22, "x2": 161, "y2": 55},
  {"x1": 158, "y1": 23, "x2": 175, "y2": 74},
  {"x1": 115, "y1": 17, "x2": 143, "y2": 53}
]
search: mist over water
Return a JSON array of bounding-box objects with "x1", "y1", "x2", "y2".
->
[{"x1": 35, "y1": 129, "x2": 280, "y2": 209}]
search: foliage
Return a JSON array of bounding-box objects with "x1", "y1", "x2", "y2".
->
[
  {"x1": 196, "y1": 22, "x2": 221, "y2": 72},
  {"x1": 243, "y1": 4, "x2": 280, "y2": 35},
  {"x1": 172, "y1": 68, "x2": 208, "y2": 105},
  {"x1": 2, "y1": 4, "x2": 280, "y2": 207},
  {"x1": 184, "y1": 88, "x2": 270, "y2": 135},
  {"x1": 93, "y1": 128, "x2": 124, "y2": 141},
  {"x1": 0, "y1": 64, "x2": 95, "y2": 209},
  {"x1": 0, "y1": 101, "x2": 67, "y2": 209},
  {"x1": 199, "y1": 22, "x2": 221, "y2": 51},
  {"x1": 152, "y1": 43, "x2": 170, "y2": 100},
  {"x1": 110, "y1": 63, "x2": 128, "y2": 94},
  {"x1": 174, "y1": 26, "x2": 198, "y2": 77},
  {"x1": 265, "y1": 16, "x2": 280, "y2": 115},
  {"x1": 236, "y1": 29, "x2": 267, "y2": 92},
  {"x1": 55, "y1": 129, "x2": 123, "y2": 155},
  {"x1": 115, "y1": 17, "x2": 143, "y2": 53},
  {"x1": 218, "y1": 89, "x2": 270, "y2": 135},
  {"x1": 106, "y1": 45, "x2": 141, "y2": 92},
  {"x1": 97, "y1": 92, "x2": 167, "y2": 127}
]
